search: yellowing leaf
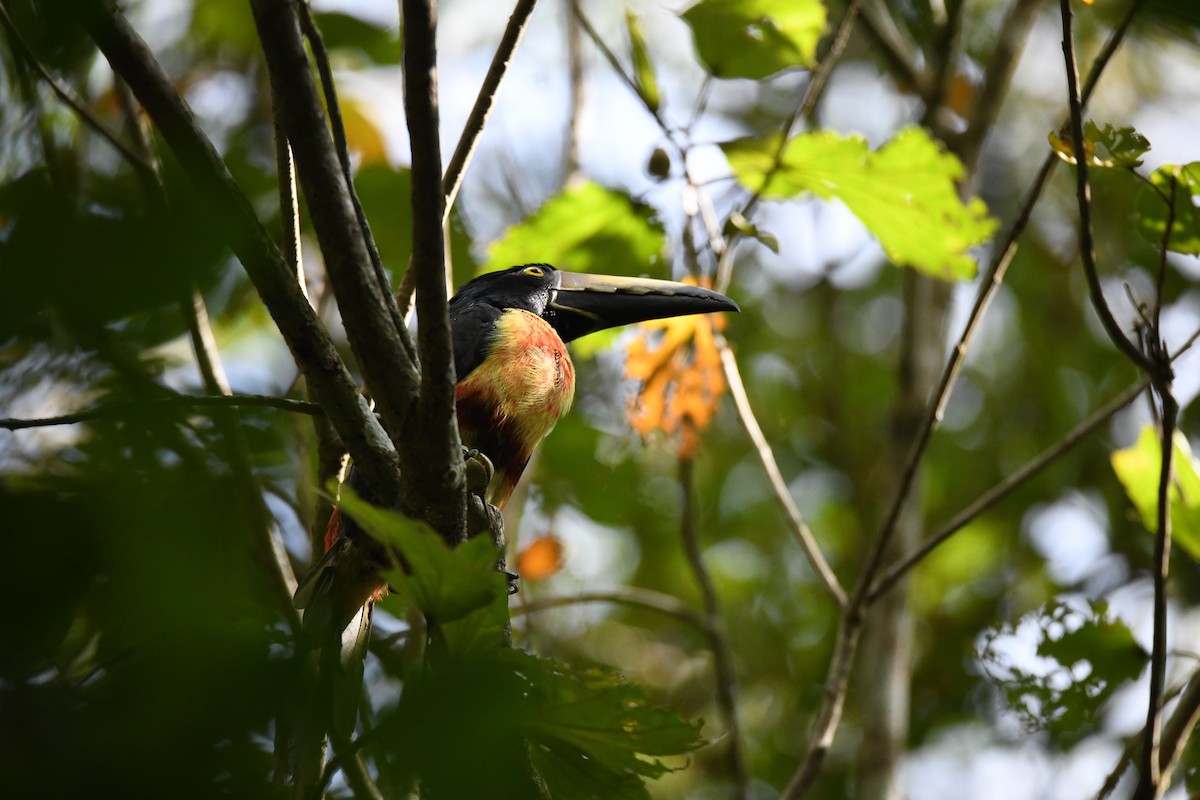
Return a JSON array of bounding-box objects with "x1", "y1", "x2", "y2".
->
[
  {"x1": 1111, "y1": 424, "x2": 1200, "y2": 560},
  {"x1": 517, "y1": 535, "x2": 565, "y2": 582},
  {"x1": 722, "y1": 127, "x2": 998, "y2": 280},
  {"x1": 625, "y1": 283, "x2": 727, "y2": 459}
]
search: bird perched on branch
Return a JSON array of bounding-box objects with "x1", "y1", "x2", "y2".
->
[
  {"x1": 286, "y1": 264, "x2": 736, "y2": 766},
  {"x1": 300, "y1": 263, "x2": 736, "y2": 624}
]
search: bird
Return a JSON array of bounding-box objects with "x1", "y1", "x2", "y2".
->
[{"x1": 286, "y1": 264, "x2": 737, "y2": 757}]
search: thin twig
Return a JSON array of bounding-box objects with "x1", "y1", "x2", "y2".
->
[
  {"x1": 1060, "y1": 0, "x2": 1154, "y2": 374},
  {"x1": 868, "y1": 377, "x2": 1149, "y2": 601},
  {"x1": 856, "y1": 0, "x2": 932, "y2": 103},
  {"x1": 680, "y1": 456, "x2": 750, "y2": 800},
  {"x1": 1133, "y1": 160, "x2": 1182, "y2": 800},
  {"x1": 513, "y1": 587, "x2": 708, "y2": 632},
  {"x1": 719, "y1": 340, "x2": 847, "y2": 608},
  {"x1": 443, "y1": 0, "x2": 539, "y2": 218}
]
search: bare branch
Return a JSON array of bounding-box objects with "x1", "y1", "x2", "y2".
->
[
  {"x1": 402, "y1": 0, "x2": 467, "y2": 543},
  {"x1": 869, "y1": 378, "x2": 1149, "y2": 601},
  {"x1": 78, "y1": 0, "x2": 400, "y2": 501},
  {"x1": 719, "y1": 340, "x2": 847, "y2": 608},
  {"x1": 1060, "y1": 0, "x2": 1154, "y2": 373},
  {"x1": 513, "y1": 587, "x2": 707, "y2": 632},
  {"x1": 0, "y1": 394, "x2": 324, "y2": 431},
  {"x1": 250, "y1": 0, "x2": 420, "y2": 481},
  {"x1": 443, "y1": 0, "x2": 539, "y2": 218},
  {"x1": 715, "y1": 0, "x2": 860, "y2": 293},
  {"x1": 295, "y1": 1, "x2": 410, "y2": 355}
]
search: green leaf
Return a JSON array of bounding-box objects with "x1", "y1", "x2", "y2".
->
[
  {"x1": 384, "y1": 649, "x2": 703, "y2": 797},
  {"x1": 1048, "y1": 121, "x2": 1151, "y2": 169},
  {"x1": 336, "y1": 487, "x2": 508, "y2": 623},
  {"x1": 486, "y1": 181, "x2": 665, "y2": 277},
  {"x1": 1111, "y1": 424, "x2": 1200, "y2": 560},
  {"x1": 512, "y1": 650, "x2": 706, "y2": 792},
  {"x1": 682, "y1": 0, "x2": 827, "y2": 78},
  {"x1": 722, "y1": 128, "x2": 997, "y2": 280},
  {"x1": 1137, "y1": 163, "x2": 1200, "y2": 255},
  {"x1": 625, "y1": 11, "x2": 661, "y2": 112}
]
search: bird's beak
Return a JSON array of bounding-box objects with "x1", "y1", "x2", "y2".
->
[{"x1": 547, "y1": 270, "x2": 739, "y2": 343}]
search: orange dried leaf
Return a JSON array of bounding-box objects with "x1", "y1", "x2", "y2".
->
[
  {"x1": 517, "y1": 535, "x2": 565, "y2": 581},
  {"x1": 624, "y1": 278, "x2": 729, "y2": 458}
]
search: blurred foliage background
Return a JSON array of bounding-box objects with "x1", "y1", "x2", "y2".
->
[{"x1": 1, "y1": 0, "x2": 1199, "y2": 798}]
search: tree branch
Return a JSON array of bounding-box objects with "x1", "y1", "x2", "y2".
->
[
  {"x1": 1060, "y1": 0, "x2": 1154, "y2": 373},
  {"x1": 249, "y1": 0, "x2": 419, "y2": 476},
  {"x1": 401, "y1": 0, "x2": 466, "y2": 543},
  {"x1": 294, "y1": 1, "x2": 410, "y2": 358},
  {"x1": 868, "y1": 377, "x2": 1149, "y2": 601},
  {"x1": 75, "y1": 0, "x2": 400, "y2": 501},
  {"x1": 718, "y1": 340, "x2": 847, "y2": 607}
]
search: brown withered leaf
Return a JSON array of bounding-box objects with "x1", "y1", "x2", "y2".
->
[{"x1": 625, "y1": 282, "x2": 728, "y2": 459}]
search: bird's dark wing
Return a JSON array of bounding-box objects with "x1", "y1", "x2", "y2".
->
[{"x1": 449, "y1": 301, "x2": 502, "y2": 379}]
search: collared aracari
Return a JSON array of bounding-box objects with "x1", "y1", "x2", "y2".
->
[{"x1": 294, "y1": 264, "x2": 737, "y2": 674}]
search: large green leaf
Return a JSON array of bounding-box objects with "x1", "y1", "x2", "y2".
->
[
  {"x1": 1137, "y1": 163, "x2": 1200, "y2": 255},
  {"x1": 337, "y1": 488, "x2": 508, "y2": 624},
  {"x1": 722, "y1": 128, "x2": 997, "y2": 280},
  {"x1": 682, "y1": 0, "x2": 827, "y2": 78},
  {"x1": 516, "y1": 650, "x2": 706, "y2": 796},
  {"x1": 1111, "y1": 424, "x2": 1200, "y2": 560},
  {"x1": 485, "y1": 181, "x2": 666, "y2": 275},
  {"x1": 384, "y1": 648, "x2": 703, "y2": 798}
]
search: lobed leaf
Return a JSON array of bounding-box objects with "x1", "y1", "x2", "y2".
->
[{"x1": 722, "y1": 128, "x2": 997, "y2": 280}]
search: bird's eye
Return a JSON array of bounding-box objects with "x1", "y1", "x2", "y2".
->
[{"x1": 523, "y1": 266, "x2": 545, "y2": 278}]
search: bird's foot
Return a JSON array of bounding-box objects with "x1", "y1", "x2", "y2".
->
[{"x1": 463, "y1": 448, "x2": 495, "y2": 498}]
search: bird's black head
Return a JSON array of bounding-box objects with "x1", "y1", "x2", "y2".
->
[{"x1": 451, "y1": 263, "x2": 739, "y2": 343}]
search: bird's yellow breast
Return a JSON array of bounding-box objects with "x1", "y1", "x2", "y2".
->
[{"x1": 455, "y1": 310, "x2": 576, "y2": 506}]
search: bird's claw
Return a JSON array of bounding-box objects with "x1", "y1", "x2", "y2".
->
[{"x1": 463, "y1": 448, "x2": 495, "y2": 497}]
